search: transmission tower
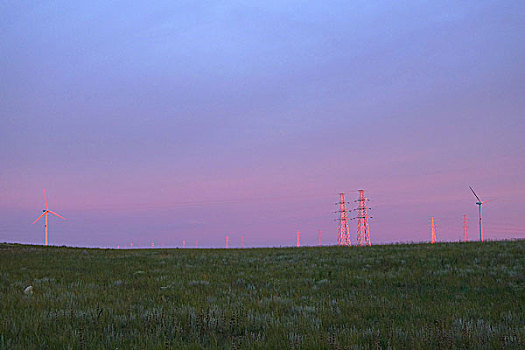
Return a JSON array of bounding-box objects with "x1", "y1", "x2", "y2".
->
[
  {"x1": 354, "y1": 190, "x2": 372, "y2": 246},
  {"x1": 431, "y1": 217, "x2": 436, "y2": 244},
  {"x1": 337, "y1": 193, "x2": 351, "y2": 246}
]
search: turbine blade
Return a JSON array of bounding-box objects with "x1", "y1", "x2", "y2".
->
[
  {"x1": 469, "y1": 186, "x2": 481, "y2": 202},
  {"x1": 32, "y1": 211, "x2": 47, "y2": 224},
  {"x1": 48, "y1": 210, "x2": 65, "y2": 220},
  {"x1": 44, "y1": 189, "x2": 48, "y2": 209}
]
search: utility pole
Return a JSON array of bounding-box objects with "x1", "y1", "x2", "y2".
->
[{"x1": 464, "y1": 215, "x2": 468, "y2": 242}]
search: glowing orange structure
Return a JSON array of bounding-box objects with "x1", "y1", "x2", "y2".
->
[
  {"x1": 182, "y1": 240, "x2": 185, "y2": 248},
  {"x1": 431, "y1": 217, "x2": 436, "y2": 244},
  {"x1": 355, "y1": 190, "x2": 372, "y2": 246},
  {"x1": 226, "y1": 235, "x2": 229, "y2": 248},
  {"x1": 296, "y1": 230, "x2": 300, "y2": 247},
  {"x1": 337, "y1": 193, "x2": 351, "y2": 246},
  {"x1": 32, "y1": 190, "x2": 65, "y2": 246}
]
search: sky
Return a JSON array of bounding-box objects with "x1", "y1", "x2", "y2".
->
[{"x1": 1, "y1": 1, "x2": 524, "y2": 248}]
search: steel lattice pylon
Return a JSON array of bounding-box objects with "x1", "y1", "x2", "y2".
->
[
  {"x1": 337, "y1": 193, "x2": 351, "y2": 246},
  {"x1": 355, "y1": 190, "x2": 371, "y2": 246}
]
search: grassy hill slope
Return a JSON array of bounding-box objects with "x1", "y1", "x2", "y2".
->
[{"x1": 0, "y1": 240, "x2": 523, "y2": 349}]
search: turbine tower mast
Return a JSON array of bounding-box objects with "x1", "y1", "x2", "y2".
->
[
  {"x1": 479, "y1": 207, "x2": 483, "y2": 241},
  {"x1": 337, "y1": 193, "x2": 351, "y2": 246},
  {"x1": 45, "y1": 212, "x2": 48, "y2": 245},
  {"x1": 355, "y1": 190, "x2": 372, "y2": 246},
  {"x1": 296, "y1": 230, "x2": 300, "y2": 247}
]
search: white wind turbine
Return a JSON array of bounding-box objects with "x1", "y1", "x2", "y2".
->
[
  {"x1": 469, "y1": 186, "x2": 487, "y2": 242},
  {"x1": 32, "y1": 190, "x2": 65, "y2": 246}
]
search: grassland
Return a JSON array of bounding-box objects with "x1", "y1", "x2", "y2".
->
[{"x1": 0, "y1": 240, "x2": 523, "y2": 349}]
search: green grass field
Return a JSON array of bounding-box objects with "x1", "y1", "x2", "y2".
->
[{"x1": 0, "y1": 240, "x2": 523, "y2": 349}]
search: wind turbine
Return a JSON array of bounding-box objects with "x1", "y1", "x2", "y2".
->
[
  {"x1": 469, "y1": 186, "x2": 486, "y2": 242},
  {"x1": 32, "y1": 190, "x2": 65, "y2": 246}
]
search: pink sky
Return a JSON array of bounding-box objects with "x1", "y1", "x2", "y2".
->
[{"x1": 1, "y1": 1, "x2": 524, "y2": 247}]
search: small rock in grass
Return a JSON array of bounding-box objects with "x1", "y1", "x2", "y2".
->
[{"x1": 24, "y1": 285, "x2": 33, "y2": 295}]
